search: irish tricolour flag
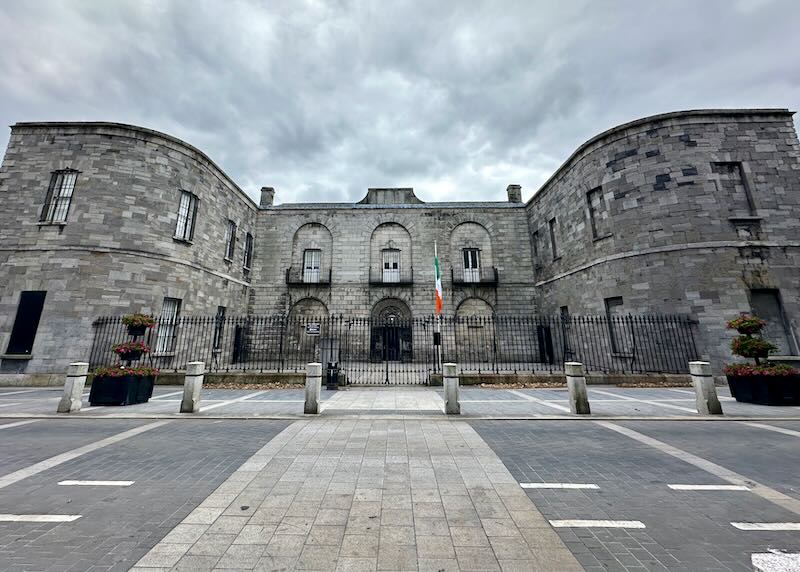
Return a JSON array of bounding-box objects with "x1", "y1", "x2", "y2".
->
[{"x1": 434, "y1": 242, "x2": 443, "y2": 315}]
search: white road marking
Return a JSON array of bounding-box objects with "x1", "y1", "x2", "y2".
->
[
  {"x1": 742, "y1": 422, "x2": 800, "y2": 438},
  {"x1": 58, "y1": 480, "x2": 134, "y2": 486},
  {"x1": 0, "y1": 420, "x2": 39, "y2": 430},
  {"x1": 507, "y1": 390, "x2": 571, "y2": 413},
  {"x1": 665, "y1": 388, "x2": 694, "y2": 395},
  {"x1": 521, "y1": 483, "x2": 599, "y2": 490},
  {"x1": 732, "y1": 522, "x2": 800, "y2": 531},
  {"x1": 550, "y1": 519, "x2": 645, "y2": 529},
  {"x1": 596, "y1": 421, "x2": 800, "y2": 516},
  {"x1": 668, "y1": 484, "x2": 750, "y2": 491},
  {"x1": 199, "y1": 390, "x2": 269, "y2": 412},
  {"x1": 150, "y1": 390, "x2": 184, "y2": 400},
  {"x1": 0, "y1": 389, "x2": 48, "y2": 397},
  {"x1": 752, "y1": 551, "x2": 800, "y2": 571},
  {"x1": 590, "y1": 389, "x2": 696, "y2": 413},
  {"x1": 0, "y1": 514, "x2": 82, "y2": 522},
  {"x1": 0, "y1": 402, "x2": 20, "y2": 409},
  {"x1": 0, "y1": 421, "x2": 170, "y2": 490}
]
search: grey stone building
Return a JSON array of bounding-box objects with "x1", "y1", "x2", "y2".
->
[{"x1": 1, "y1": 108, "x2": 798, "y2": 381}]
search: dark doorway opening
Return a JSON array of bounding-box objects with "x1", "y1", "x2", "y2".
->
[{"x1": 6, "y1": 291, "x2": 47, "y2": 355}]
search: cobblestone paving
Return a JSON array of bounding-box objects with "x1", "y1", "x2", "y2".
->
[
  {"x1": 0, "y1": 420, "x2": 289, "y2": 572},
  {"x1": 472, "y1": 420, "x2": 800, "y2": 572},
  {"x1": 133, "y1": 419, "x2": 582, "y2": 571}
]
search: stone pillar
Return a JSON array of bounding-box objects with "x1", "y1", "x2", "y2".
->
[
  {"x1": 57, "y1": 362, "x2": 89, "y2": 413},
  {"x1": 506, "y1": 184, "x2": 522, "y2": 203},
  {"x1": 180, "y1": 361, "x2": 205, "y2": 413},
  {"x1": 260, "y1": 186, "x2": 275, "y2": 207},
  {"x1": 443, "y1": 363, "x2": 460, "y2": 415},
  {"x1": 305, "y1": 362, "x2": 322, "y2": 414},
  {"x1": 565, "y1": 362, "x2": 591, "y2": 415},
  {"x1": 689, "y1": 361, "x2": 723, "y2": 415}
]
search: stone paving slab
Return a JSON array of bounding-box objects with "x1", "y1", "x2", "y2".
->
[{"x1": 132, "y1": 419, "x2": 582, "y2": 571}]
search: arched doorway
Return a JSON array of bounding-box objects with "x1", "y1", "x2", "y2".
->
[{"x1": 370, "y1": 298, "x2": 412, "y2": 362}]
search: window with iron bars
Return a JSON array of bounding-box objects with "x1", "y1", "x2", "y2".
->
[
  {"x1": 243, "y1": 232, "x2": 254, "y2": 277},
  {"x1": 224, "y1": 219, "x2": 236, "y2": 260},
  {"x1": 40, "y1": 169, "x2": 79, "y2": 224},
  {"x1": 174, "y1": 190, "x2": 199, "y2": 242}
]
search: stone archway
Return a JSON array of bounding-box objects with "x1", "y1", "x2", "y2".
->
[{"x1": 370, "y1": 298, "x2": 412, "y2": 362}]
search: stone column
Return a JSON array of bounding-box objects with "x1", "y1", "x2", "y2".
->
[
  {"x1": 180, "y1": 361, "x2": 205, "y2": 413},
  {"x1": 57, "y1": 362, "x2": 89, "y2": 413},
  {"x1": 305, "y1": 362, "x2": 322, "y2": 414},
  {"x1": 443, "y1": 363, "x2": 460, "y2": 415},
  {"x1": 565, "y1": 362, "x2": 591, "y2": 415},
  {"x1": 689, "y1": 361, "x2": 723, "y2": 415}
]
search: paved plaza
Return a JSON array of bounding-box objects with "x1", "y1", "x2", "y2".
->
[{"x1": 0, "y1": 385, "x2": 799, "y2": 571}]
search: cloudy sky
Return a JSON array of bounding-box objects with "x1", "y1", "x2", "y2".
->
[{"x1": 0, "y1": 0, "x2": 798, "y2": 204}]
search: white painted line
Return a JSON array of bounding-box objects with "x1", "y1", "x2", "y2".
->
[
  {"x1": 58, "y1": 480, "x2": 134, "y2": 487},
  {"x1": 596, "y1": 421, "x2": 800, "y2": 516},
  {"x1": 0, "y1": 402, "x2": 20, "y2": 409},
  {"x1": 550, "y1": 519, "x2": 645, "y2": 529},
  {"x1": 668, "y1": 484, "x2": 750, "y2": 491},
  {"x1": 742, "y1": 422, "x2": 800, "y2": 438},
  {"x1": 0, "y1": 389, "x2": 48, "y2": 397},
  {"x1": 591, "y1": 389, "x2": 696, "y2": 413},
  {"x1": 199, "y1": 390, "x2": 269, "y2": 412},
  {"x1": 0, "y1": 514, "x2": 82, "y2": 522},
  {"x1": 0, "y1": 421, "x2": 170, "y2": 490},
  {"x1": 0, "y1": 420, "x2": 39, "y2": 430},
  {"x1": 752, "y1": 551, "x2": 800, "y2": 571},
  {"x1": 150, "y1": 390, "x2": 184, "y2": 400},
  {"x1": 732, "y1": 522, "x2": 800, "y2": 531},
  {"x1": 507, "y1": 390, "x2": 571, "y2": 413},
  {"x1": 665, "y1": 388, "x2": 694, "y2": 395},
  {"x1": 521, "y1": 483, "x2": 599, "y2": 490}
]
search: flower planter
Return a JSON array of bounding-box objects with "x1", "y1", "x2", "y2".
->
[
  {"x1": 726, "y1": 374, "x2": 800, "y2": 406},
  {"x1": 89, "y1": 374, "x2": 155, "y2": 406},
  {"x1": 117, "y1": 350, "x2": 143, "y2": 362},
  {"x1": 127, "y1": 324, "x2": 148, "y2": 337}
]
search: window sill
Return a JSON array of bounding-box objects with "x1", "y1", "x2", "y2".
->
[
  {"x1": 592, "y1": 233, "x2": 613, "y2": 243},
  {"x1": 36, "y1": 221, "x2": 66, "y2": 227},
  {"x1": 172, "y1": 236, "x2": 194, "y2": 245},
  {"x1": 223, "y1": 257, "x2": 233, "y2": 264},
  {"x1": 552, "y1": 256, "x2": 562, "y2": 262},
  {"x1": 151, "y1": 352, "x2": 175, "y2": 358},
  {"x1": 610, "y1": 352, "x2": 635, "y2": 359},
  {"x1": 1, "y1": 354, "x2": 33, "y2": 360},
  {"x1": 728, "y1": 216, "x2": 761, "y2": 222}
]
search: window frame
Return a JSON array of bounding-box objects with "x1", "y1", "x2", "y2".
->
[
  {"x1": 303, "y1": 249, "x2": 322, "y2": 284},
  {"x1": 604, "y1": 296, "x2": 626, "y2": 354},
  {"x1": 224, "y1": 220, "x2": 237, "y2": 261},
  {"x1": 462, "y1": 248, "x2": 481, "y2": 283},
  {"x1": 382, "y1": 248, "x2": 401, "y2": 283},
  {"x1": 586, "y1": 186, "x2": 611, "y2": 240},
  {"x1": 40, "y1": 169, "x2": 79, "y2": 224},
  {"x1": 155, "y1": 297, "x2": 182, "y2": 354},
  {"x1": 548, "y1": 217, "x2": 559, "y2": 260},
  {"x1": 212, "y1": 306, "x2": 226, "y2": 351},
  {"x1": 174, "y1": 190, "x2": 199, "y2": 243},
  {"x1": 243, "y1": 232, "x2": 254, "y2": 273}
]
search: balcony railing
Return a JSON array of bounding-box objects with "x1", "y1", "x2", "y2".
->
[
  {"x1": 285, "y1": 267, "x2": 332, "y2": 286},
  {"x1": 369, "y1": 267, "x2": 414, "y2": 286},
  {"x1": 451, "y1": 265, "x2": 499, "y2": 286}
]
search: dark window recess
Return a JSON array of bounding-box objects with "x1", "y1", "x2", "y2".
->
[
  {"x1": 750, "y1": 289, "x2": 797, "y2": 355},
  {"x1": 532, "y1": 231, "x2": 541, "y2": 267},
  {"x1": 6, "y1": 291, "x2": 47, "y2": 355},
  {"x1": 175, "y1": 191, "x2": 199, "y2": 241},
  {"x1": 604, "y1": 296, "x2": 632, "y2": 354},
  {"x1": 587, "y1": 187, "x2": 610, "y2": 239},
  {"x1": 243, "y1": 233, "x2": 254, "y2": 276},
  {"x1": 224, "y1": 220, "x2": 236, "y2": 259},
  {"x1": 548, "y1": 218, "x2": 558, "y2": 260},
  {"x1": 711, "y1": 162, "x2": 756, "y2": 215},
  {"x1": 213, "y1": 306, "x2": 226, "y2": 350},
  {"x1": 40, "y1": 170, "x2": 78, "y2": 223}
]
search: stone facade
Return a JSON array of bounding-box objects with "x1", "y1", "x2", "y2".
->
[{"x1": 0, "y1": 109, "x2": 798, "y2": 376}]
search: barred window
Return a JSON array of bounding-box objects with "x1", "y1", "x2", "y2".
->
[
  {"x1": 174, "y1": 191, "x2": 199, "y2": 241},
  {"x1": 224, "y1": 219, "x2": 237, "y2": 260},
  {"x1": 40, "y1": 170, "x2": 79, "y2": 223},
  {"x1": 243, "y1": 232, "x2": 254, "y2": 272},
  {"x1": 155, "y1": 297, "x2": 181, "y2": 354}
]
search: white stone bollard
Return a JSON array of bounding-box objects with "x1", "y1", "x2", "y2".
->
[
  {"x1": 689, "y1": 361, "x2": 723, "y2": 415},
  {"x1": 57, "y1": 362, "x2": 89, "y2": 413},
  {"x1": 443, "y1": 363, "x2": 460, "y2": 415},
  {"x1": 305, "y1": 363, "x2": 322, "y2": 414},
  {"x1": 180, "y1": 361, "x2": 205, "y2": 413},
  {"x1": 565, "y1": 362, "x2": 591, "y2": 415}
]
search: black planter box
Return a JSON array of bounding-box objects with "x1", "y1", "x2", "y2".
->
[
  {"x1": 727, "y1": 374, "x2": 800, "y2": 406},
  {"x1": 117, "y1": 350, "x2": 143, "y2": 362},
  {"x1": 89, "y1": 375, "x2": 155, "y2": 406},
  {"x1": 127, "y1": 324, "x2": 148, "y2": 337}
]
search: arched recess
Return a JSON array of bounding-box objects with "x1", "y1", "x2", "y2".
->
[
  {"x1": 290, "y1": 223, "x2": 333, "y2": 283},
  {"x1": 288, "y1": 297, "x2": 329, "y2": 320},
  {"x1": 370, "y1": 298, "x2": 413, "y2": 361},
  {"x1": 449, "y1": 222, "x2": 494, "y2": 282},
  {"x1": 455, "y1": 297, "x2": 495, "y2": 363},
  {"x1": 285, "y1": 297, "x2": 330, "y2": 362},
  {"x1": 369, "y1": 223, "x2": 412, "y2": 283}
]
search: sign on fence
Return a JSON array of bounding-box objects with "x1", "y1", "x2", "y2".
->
[{"x1": 305, "y1": 322, "x2": 321, "y2": 336}]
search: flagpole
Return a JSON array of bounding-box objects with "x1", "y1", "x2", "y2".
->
[{"x1": 434, "y1": 241, "x2": 442, "y2": 374}]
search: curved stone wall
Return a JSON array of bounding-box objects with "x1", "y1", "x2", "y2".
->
[
  {"x1": 0, "y1": 122, "x2": 258, "y2": 374},
  {"x1": 525, "y1": 109, "x2": 800, "y2": 367}
]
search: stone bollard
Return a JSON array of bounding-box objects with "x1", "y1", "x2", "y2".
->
[
  {"x1": 57, "y1": 362, "x2": 89, "y2": 413},
  {"x1": 305, "y1": 363, "x2": 322, "y2": 414},
  {"x1": 180, "y1": 361, "x2": 205, "y2": 413},
  {"x1": 565, "y1": 362, "x2": 591, "y2": 415},
  {"x1": 689, "y1": 361, "x2": 723, "y2": 415},
  {"x1": 443, "y1": 363, "x2": 460, "y2": 415}
]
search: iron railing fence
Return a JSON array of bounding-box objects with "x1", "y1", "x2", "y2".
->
[{"x1": 88, "y1": 314, "x2": 699, "y2": 383}]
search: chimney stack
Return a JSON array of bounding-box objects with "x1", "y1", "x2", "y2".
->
[
  {"x1": 260, "y1": 187, "x2": 275, "y2": 207},
  {"x1": 506, "y1": 184, "x2": 522, "y2": 203}
]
